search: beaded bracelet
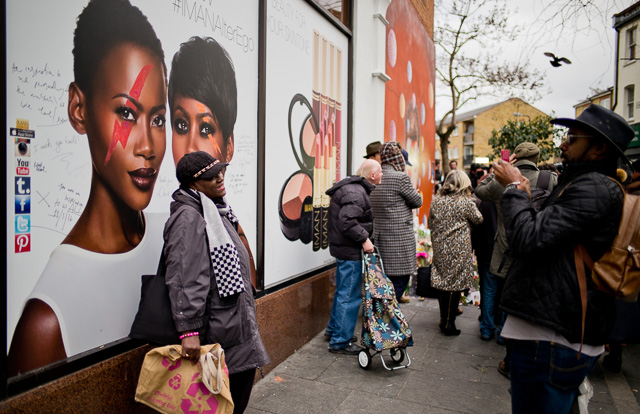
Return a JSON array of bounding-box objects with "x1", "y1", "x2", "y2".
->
[{"x1": 179, "y1": 332, "x2": 199, "y2": 340}]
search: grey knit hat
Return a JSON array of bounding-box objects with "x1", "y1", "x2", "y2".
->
[{"x1": 514, "y1": 142, "x2": 540, "y2": 164}]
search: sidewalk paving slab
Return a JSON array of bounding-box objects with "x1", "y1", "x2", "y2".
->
[{"x1": 247, "y1": 298, "x2": 639, "y2": 414}]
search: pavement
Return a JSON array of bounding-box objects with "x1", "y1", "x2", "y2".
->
[{"x1": 246, "y1": 297, "x2": 640, "y2": 414}]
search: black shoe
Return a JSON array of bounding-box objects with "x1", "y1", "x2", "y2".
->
[
  {"x1": 498, "y1": 360, "x2": 510, "y2": 380},
  {"x1": 496, "y1": 336, "x2": 507, "y2": 346},
  {"x1": 602, "y1": 354, "x2": 622, "y2": 373},
  {"x1": 443, "y1": 327, "x2": 461, "y2": 336},
  {"x1": 328, "y1": 343, "x2": 363, "y2": 355},
  {"x1": 481, "y1": 332, "x2": 495, "y2": 341},
  {"x1": 324, "y1": 333, "x2": 357, "y2": 343}
]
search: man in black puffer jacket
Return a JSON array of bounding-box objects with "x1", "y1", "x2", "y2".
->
[
  {"x1": 324, "y1": 159, "x2": 382, "y2": 355},
  {"x1": 492, "y1": 104, "x2": 635, "y2": 414}
]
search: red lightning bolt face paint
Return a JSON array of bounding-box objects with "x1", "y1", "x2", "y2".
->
[
  {"x1": 171, "y1": 96, "x2": 228, "y2": 166},
  {"x1": 104, "y1": 64, "x2": 152, "y2": 165},
  {"x1": 82, "y1": 44, "x2": 166, "y2": 213},
  {"x1": 194, "y1": 101, "x2": 223, "y2": 156}
]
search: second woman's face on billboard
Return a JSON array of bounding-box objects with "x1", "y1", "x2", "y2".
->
[
  {"x1": 171, "y1": 95, "x2": 231, "y2": 166},
  {"x1": 82, "y1": 44, "x2": 167, "y2": 212}
]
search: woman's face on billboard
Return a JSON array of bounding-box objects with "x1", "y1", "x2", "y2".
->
[
  {"x1": 75, "y1": 44, "x2": 167, "y2": 212},
  {"x1": 171, "y1": 95, "x2": 233, "y2": 166}
]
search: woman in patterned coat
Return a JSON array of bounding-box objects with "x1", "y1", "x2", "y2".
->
[
  {"x1": 429, "y1": 169, "x2": 483, "y2": 335},
  {"x1": 370, "y1": 142, "x2": 423, "y2": 302}
]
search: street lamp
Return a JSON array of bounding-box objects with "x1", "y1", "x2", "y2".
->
[{"x1": 513, "y1": 112, "x2": 531, "y2": 120}]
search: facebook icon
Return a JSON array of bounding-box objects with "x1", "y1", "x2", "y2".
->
[{"x1": 15, "y1": 195, "x2": 31, "y2": 214}]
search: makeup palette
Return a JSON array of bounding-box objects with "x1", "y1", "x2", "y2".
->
[
  {"x1": 277, "y1": 94, "x2": 319, "y2": 245},
  {"x1": 278, "y1": 171, "x2": 313, "y2": 243}
]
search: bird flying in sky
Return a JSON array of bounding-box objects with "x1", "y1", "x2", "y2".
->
[{"x1": 544, "y1": 52, "x2": 572, "y2": 67}]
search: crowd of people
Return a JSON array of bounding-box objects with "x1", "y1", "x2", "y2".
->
[{"x1": 324, "y1": 104, "x2": 639, "y2": 414}]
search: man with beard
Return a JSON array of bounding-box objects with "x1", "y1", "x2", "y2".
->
[{"x1": 492, "y1": 104, "x2": 635, "y2": 414}]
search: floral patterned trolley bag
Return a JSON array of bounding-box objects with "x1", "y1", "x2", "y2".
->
[{"x1": 358, "y1": 250, "x2": 413, "y2": 370}]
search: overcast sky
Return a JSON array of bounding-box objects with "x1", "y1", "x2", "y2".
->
[{"x1": 435, "y1": 0, "x2": 635, "y2": 120}]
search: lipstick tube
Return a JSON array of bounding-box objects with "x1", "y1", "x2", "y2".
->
[
  {"x1": 312, "y1": 31, "x2": 321, "y2": 132},
  {"x1": 335, "y1": 48, "x2": 342, "y2": 181},
  {"x1": 328, "y1": 43, "x2": 336, "y2": 188},
  {"x1": 321, "y1": 127, "x2": 330, "y2": 250},
  {"x1": 312, "y1": 133, "x2": 322, "y2": 251}
]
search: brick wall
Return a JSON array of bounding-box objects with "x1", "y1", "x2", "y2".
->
[
  {"x1": 409, "y1": 0, "x2": 434, "y2": 38},
  {"x1": 474, "y1": 99, "x2": 548, "y2": 162}
]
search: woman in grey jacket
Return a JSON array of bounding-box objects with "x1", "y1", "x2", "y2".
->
[
  {"x1": 164, "y1": 151, "x2": 269, "y2": 413},
  {"x1": 370, "y1": 142, "x2": 423, "y2": 302}
]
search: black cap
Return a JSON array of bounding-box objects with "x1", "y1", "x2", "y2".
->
[
  {"x1": 551, "y1": 104, "x2": 634, "y2": 164},
  {"x1": 176, "y1": 151, "x2": 228, "y2": 186}
]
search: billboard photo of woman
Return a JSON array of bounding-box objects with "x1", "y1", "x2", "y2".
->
[{"x1": 8, "y1": 0, "x2": 167, "y2": 375}]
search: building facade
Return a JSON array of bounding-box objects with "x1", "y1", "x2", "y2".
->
[
  {"x1": 574, "y1": 87, "x2": 614, "y2": 115},
  {"x1": 613, "y1": 0, "x2": 640, "y2": 159},
  {"x1": 439, "y1": 98, "x2": 547, "y2": 169}
]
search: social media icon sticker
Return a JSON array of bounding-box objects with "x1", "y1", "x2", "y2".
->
[
  {"x1": 15, "y1": 215, "x2": 31, "y2": 234},
  {"x1": 15, "y1": 138, "x2": 31, "y2": 157},
  {"x1": 15, "y1": 195, "x2": 31, "y2": 214},
  {"x1": 15, "y1": 177, "x2": 31, "y2": 195},
  {"x1": 15, "y1": 234, "x2": 31, "y2": 253}
]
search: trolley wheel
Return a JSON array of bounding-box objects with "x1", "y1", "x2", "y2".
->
[
  {"x1": 390, "y1": 348, "x2": 405, "y2": 364},
  {"x1": 358, "y1": 350, "x2": 372, "y2": 370}
]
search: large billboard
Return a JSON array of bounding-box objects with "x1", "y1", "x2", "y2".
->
[
  {"x1": 6, "y1": 0, "x2": 259, "y2": 375},
  {"x1": 263, "y1": 0, "x2": 349, "y2": 287}
]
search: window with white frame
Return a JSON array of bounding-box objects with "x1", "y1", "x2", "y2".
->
[
  {"x1": 464, "y1": 146, "x2": 472, "y2": 157},
  {"x1": 447, "y1": 148, "x2": 452, "y2": 159},
  {"x1": 453, "y1": 147, "x2": 459, "y2": 159},
  {"x1": 626, "y1": 85, "x2": 635, "y2": 119},
  {"x1": 452, "y1": 125, "x2": 459, "y2": 136},
  {"x1": 599, "y1": 97, "x2": 610, "y2": 109},
  {"x1": 627, "y1": 27, "x2": 636, "y2": 60},
  {"x1": 435, "y1": 150, "x2": 441, "y2": 160}
]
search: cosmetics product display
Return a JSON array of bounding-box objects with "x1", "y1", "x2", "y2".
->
[
  {"x1": 279, "y1": 94, "x2": 320, "y2": 245},
  {"x1": 279, "y1": 31, "x2": 342, "y2": 251}
]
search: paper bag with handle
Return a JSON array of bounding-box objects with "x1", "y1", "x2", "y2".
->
[{"x1": 135, "y1": 344, "x2": 233, "y2": 414}]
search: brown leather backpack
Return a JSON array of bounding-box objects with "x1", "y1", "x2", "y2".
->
[
  {"x1": 575, "y1": 178, "x2": 640, "y2": 302},
  {"x1": 574, "y1": 178, "x2": 640, "y2": 352}
]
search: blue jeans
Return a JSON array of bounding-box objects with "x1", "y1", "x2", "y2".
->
[
  {"x1": 479, "y1": 264, "x2": 499, "y2": 337},
  {"x1": 510, "y1": 340, "x2": 599, "y2": 414},
  {"x1": 325, "y1": 259, "x2": 363, "y2": 348}
]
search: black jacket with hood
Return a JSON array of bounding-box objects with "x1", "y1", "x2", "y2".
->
[
  {"x1": 326, "y1": 176, "x2": 375, "y2": 261},
  {"x1": 500, "y1": 161, "x2": 623, "y2": 345}
]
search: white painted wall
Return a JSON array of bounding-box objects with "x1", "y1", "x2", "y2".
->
[
  {"x1": 615, "y1": 20, "x2": 640, "y2": 122},
  {"x1": 351, "y1": 0, "x2": 391, "y2": 173}
]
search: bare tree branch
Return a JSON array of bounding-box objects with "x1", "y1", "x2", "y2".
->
[{"x1": 435, "y1": 0, "x2": 546, "y2": 173}]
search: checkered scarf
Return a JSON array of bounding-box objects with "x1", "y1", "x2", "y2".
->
[
  {"x1": 199, "y1": 193, "x2": 245, "y2": 298},
  {"x1": 380, "y1": 142, "x2": 405, "y2": 172}
]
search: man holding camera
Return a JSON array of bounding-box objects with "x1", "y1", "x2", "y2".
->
[{"x1": 492, "y1": 105, "x2": 634, "y2": 413}]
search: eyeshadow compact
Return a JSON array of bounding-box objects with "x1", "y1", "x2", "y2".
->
[
  {"x1": 278, "y1": 171, "x2": 313, "y2": 243},
  {"x1": 278, "y1": 94, "x2": 319, "y2": 244}
]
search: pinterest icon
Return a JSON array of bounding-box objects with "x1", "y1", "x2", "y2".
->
[{"x1": 15, "y1": 234, "x2": 30, "y2": 253}]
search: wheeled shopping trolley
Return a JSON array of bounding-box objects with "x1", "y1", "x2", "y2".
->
[{"x1": 358, "y1": 250, "x2": 412, "y2": 371}]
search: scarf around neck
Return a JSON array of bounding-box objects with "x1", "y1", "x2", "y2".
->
[{"x1": 190, "y1": 190, "x2": 245, "y2": 298}]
